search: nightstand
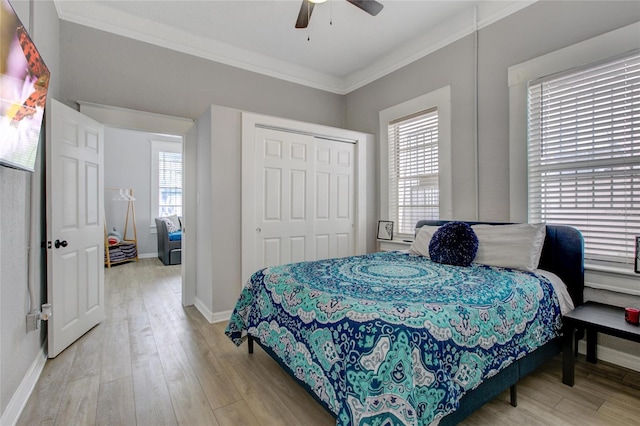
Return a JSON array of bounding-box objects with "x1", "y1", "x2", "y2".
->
[{"x1": 562, "y1": 302, "x2": 640, "y2": 386}]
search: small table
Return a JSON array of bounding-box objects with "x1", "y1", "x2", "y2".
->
[{"x1": 562, "y1": 302, "x2": 640, "y2": 386}]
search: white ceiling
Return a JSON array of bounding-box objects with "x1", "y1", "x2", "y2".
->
[{"x1": 53, "y1": 0, "x2": 535, "y2": 94}]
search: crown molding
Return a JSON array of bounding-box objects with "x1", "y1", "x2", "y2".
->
[{"x1": 54, "y1": 1, "x2": 536, "y2": 95}]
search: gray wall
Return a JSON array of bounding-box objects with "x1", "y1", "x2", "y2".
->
[
  {"x1": 194, "y1": 105, "x2": 377, "y2": 317},
  {"x1": 345, "y1": 0, "x2": 640, "y2": 222},
  {"x1": 2, "y1": 1, "x2": 639, "y2": 419},
  {"x1": 195, "y1": 107, "x2": 214, "y2": 312},
  {"x1": 59, "y1": 22, "x2": 346, "y2": 128},
  {"x1": 0, "y1": 0, "x2": 60, "y2": 418},
  {"x1": 344, "y1": 0, "x2": 640, "y2": 360},
  {"x1": 104, "y1": 127, "x2": 181, "y2": 257},
  {"x1": 0, "y1": 168, "x2": 35, "y2": 415},
  {"x1": 195, "y1": 106, "x2": 245, "y2": 315},
  {"x1": 58, "y1": 19, "x2": 349, "y2": 317}
]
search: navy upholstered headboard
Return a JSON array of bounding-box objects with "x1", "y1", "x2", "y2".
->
[{"x1": 414, "y1": 221, "x2": 584, "y2": 307}]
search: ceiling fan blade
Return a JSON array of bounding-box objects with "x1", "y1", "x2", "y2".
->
[
  {"x1": 346, "y1": 0, "x2": 384, "y2": 16},
  {"x1": 295, "y1": 0, "x2": 315, "y2": 29}
]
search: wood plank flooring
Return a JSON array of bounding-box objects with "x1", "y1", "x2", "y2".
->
[{"x1": 18, "y1": 258, "x2": 640, "y2": 425}]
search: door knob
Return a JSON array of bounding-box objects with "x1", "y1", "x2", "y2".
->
[{"x1": 54, "y1": 239, "x2": 68, "y2": 249}]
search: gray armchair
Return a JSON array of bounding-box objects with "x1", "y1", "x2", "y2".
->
[{"x1": 155, "y1": 218, "x2": 181, "y2": 265}]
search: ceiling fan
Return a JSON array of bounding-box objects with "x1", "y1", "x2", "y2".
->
[{"x1": 295, "y1": 0, "x2": 384, "y2": 29}]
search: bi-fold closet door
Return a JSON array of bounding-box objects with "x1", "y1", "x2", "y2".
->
[{"x1": 254, "y1": 126, "x2": 355, "y2": 270}]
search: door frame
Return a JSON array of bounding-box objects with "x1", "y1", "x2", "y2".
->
[
  {"x1": 77, "y1": 102, "x2": 196, "y2": 306},
  {"x1": 241, "y1": 112, "x2": 372, "y2": 285}
]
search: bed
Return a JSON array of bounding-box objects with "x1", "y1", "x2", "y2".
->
[{"x1": 225, "y1": 221, "x2": 584, "y2": 425}]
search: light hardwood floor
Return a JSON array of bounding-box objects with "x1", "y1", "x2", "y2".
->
[{"x1": 18, "y1": 258, "x2": 640, "y2": 425}]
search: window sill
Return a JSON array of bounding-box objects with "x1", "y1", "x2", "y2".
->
[
  {"x1": 378, "y1": 239, "x2": 412, "y2": 252},
  {"x1": 584, "y1": 262, "x2": 640, "y2": 296},
  {"x1": 585, "y1": 262, "x2": 638, "y2": 277}
]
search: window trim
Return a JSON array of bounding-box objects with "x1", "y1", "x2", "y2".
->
[
  {"x1": 508, "y1": 22, "x2": 640, "y2": 295},
  {"x1": 379, "y1": 86, "x2": 452, "y2": 240},
  {"x1": 508, "y1": 22, "x2": 639, "y2": 222},
  {"x1": 527, "y1": 50, "x2": 640, "y2": 265},
  {"x1": 150, "y1": 139, "x2": 183, "y2": 232}
]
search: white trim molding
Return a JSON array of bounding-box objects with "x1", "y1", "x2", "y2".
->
[
  {"x1": 150, "y1": 138, "x2": 183, "y2": 229},
  {"x1": 78, "y1": 101, "x2": 193, "y2": 135},
  {"x1": 194, "y1": 297, "x2": 232, "y2": 324},
  {"x1": 508, "y1": 22, "x2": 640, "y2": 222},
  {"x1": 585, "y1": 265, "x2": 640, "y2": 297},
  {"x1": 577, "y1": 340, "x2": 640, "y2": 373},
  {"x1": 58, "y1": 2, "x2": 535, "y2": 95},
  {"x1": 507, "y1": 22, "x2": 640, "y2": 296},
  {"x1": 379, "y1": 86, "x2": 453, "y2": 226},
  {"x1": 0, "y1": 343, "x2": 47, "y2": 426}
]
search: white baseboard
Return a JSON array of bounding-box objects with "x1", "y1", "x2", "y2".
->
[
  {"x1": 138, "y1": 252, "x2": 157, "y2": 259},
  {"x1": 578, "y1": 340, "x2": 640, "y2": 372},
  {"x1": 193, "y1": 297, "x2": 231, "y2": 324},
  {"x1": 209, "y1": 310, "x2": 233, "y2": 323},
  {"x1": 0, "y1": 342, "x2": 47, "y2": 426}
]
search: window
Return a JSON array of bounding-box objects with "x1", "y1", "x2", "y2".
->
[
  {"x1": 151, "y1": 140, "x2": 182, "y2": 225},
  {"x1": 379, "y1": 86, "x2": 452, "y2": 239},
  {"x1": 388, "y1": 108, "x2": 440, "y2": 235},
  {"x1": 158, "y1": 151, "x2": 182, "y2": 217},
  {"x1": 527, "y1": 51, "x2": 640, "y2": 265}
]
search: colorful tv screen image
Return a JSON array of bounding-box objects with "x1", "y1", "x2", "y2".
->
[{"x1": 0, "y1": 0, "x2": 50, "y2": 172}]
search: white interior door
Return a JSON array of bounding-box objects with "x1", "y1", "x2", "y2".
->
[
  {"x1": 253, "y1": 127, "x2": 355, "y2": 271},
  {"x1": 47, "y1": 99, "x2": 105, "y2": 358},
  {"x1": 254, "y1": 127, "x2": 315, "y2": 267},
  {"x1": 314, "y1": 138, "x2": 355, "y2": 259}
]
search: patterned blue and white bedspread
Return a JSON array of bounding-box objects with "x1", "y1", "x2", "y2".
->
[{"x1": 225, "y1": 251, "x2": 563, "y2": 425}]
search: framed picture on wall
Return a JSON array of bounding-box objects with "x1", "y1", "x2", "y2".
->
[
  {"x1": 634, "y1": 237, "x2": 640, "y2": 274},
  {"x1": 377, "y1": 220, "x2": 394, "y2": 241}
]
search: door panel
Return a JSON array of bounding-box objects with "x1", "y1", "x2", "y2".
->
[
  {"x1": 61, "y1": 252, "x2": 79, "y2": 327},
  {"x1": 290, "y1": 237, "x2": 306, "y2": 263},
  {"x1": 316, "y1": 172, "x2": 330, "y2": 219},
  {"x1": 253, "y1": 127, "x2": 356, "y2": 270},
  {"x1": 290, "y1": 170, "x2": 307, "y2": 220},
  {"x1": 47, "y1": 99, "x2": 105, "y2": 358},
  {"x1": 314, "y1": 138, "x2": 355, "y2": 260},
  {"x1": 263, "y1": 238, "x2": 281, "y2": 267},
  {"x1": 315, "y1": 234, "x2": 329, "y2": 260},
  {"x1": 255, "y1": 128, "x2": 314, "y2": 268},
  {"x1": 263, "y1": 168, "x2": 282, "y2": 220}
]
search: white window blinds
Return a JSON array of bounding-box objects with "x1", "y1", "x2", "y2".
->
[
  {"x1": 528, "y1": 51, "x2": 640, "y2": 264},
  {"x1": 388, "y1": 107, "x2": 439, "y2": 236},
  {"x1": 159, "y1": 151, "x2": 182, "y2": 217}
]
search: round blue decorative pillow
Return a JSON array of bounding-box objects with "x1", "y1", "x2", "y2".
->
[{"x1": 429, "y1": 222, "x2": 478, "y2": 267}]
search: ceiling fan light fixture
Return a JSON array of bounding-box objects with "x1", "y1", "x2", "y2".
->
[{"x1": 296, "y1": 0, "x2": 382, "y2": 29}]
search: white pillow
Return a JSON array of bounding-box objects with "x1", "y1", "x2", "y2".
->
[
  {"x1": 408, "y1": 225, "x2": 440, "y2": 258},
  {"x1": 161, "y1": 217, "x2": 179, "y2": 233},
  {"x1": 167, "y1": 214, "x2": 181, "y2": 230},
  {"x1": 471, "y1": 223, "x2": 546, "y2": 271}
]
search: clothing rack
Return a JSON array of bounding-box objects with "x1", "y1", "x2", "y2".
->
[{"x1": 104, "y1": 188, "x2": 138, "y2": 267}]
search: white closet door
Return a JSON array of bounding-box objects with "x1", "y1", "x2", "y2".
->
[
  {"x1": 253, "y1": 128, "x2": 356, "y2": 270},
  {"x1": 314, "y1": 138, "x2": 355, "y2": 260},
  {"x1": 254, "y1": 127, "x2": 315, "y2": 268}
]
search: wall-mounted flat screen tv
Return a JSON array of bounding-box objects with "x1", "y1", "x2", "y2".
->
[{"x1": 0, "y1": 0, "x2": 50, "y2": 172}]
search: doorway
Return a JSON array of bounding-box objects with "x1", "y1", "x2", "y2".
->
[
  {"x1": 103, "y1": 127, "x2": 182, "y2": 266},
  {"x1": 78, "y1": 102, "x2": 195, "y2": 306}
]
